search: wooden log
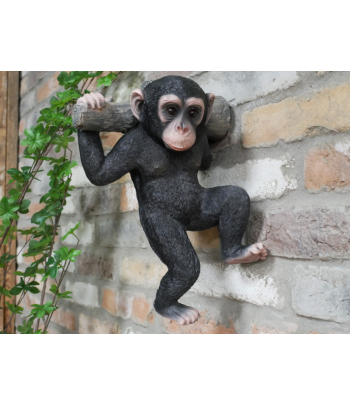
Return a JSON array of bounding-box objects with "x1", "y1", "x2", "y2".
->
[{"x1": 72, "y1": 96, "x2": 231, "y2": 142}]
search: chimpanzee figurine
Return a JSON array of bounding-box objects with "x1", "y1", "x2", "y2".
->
[{"x1": 77, "y1": 76, "x2": 267, "y2": 325}]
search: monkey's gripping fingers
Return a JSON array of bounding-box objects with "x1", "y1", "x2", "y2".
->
[{"x1": 77, "y1": 92, "x2": 110, "y2": 110}]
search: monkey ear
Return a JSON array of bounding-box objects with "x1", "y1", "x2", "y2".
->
[
  {"x1": 204, "y1": 93, "x2": 215, "y2": 125},
  {"x1": 130, "y1": 89, "x2": 145, "y2": 121}
]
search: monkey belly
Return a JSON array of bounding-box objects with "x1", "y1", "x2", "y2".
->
[{"x1": 137, "y1": 177, "x2": 203, "y2": 222}]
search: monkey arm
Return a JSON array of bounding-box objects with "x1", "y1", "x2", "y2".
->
[
  {"x1": 77, "y1": 130, "x2": 138, "y2": 186},
  {"x1": 199, "y1": 137, "x2": 212, "y2": 171}
]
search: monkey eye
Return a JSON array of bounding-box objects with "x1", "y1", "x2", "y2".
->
[
  {"x1": 188, "y1": 109, "x2": 198, "y2": 118},
  {"x1": 166, "y1": 107, "x2": 177, "y2": 117}
]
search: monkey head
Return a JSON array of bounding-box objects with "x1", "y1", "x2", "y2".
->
[{"x1": 130, "y1": 76, "x2": 215, "y2": 151}]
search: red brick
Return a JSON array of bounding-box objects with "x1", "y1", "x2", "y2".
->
[
  {"x1": 120, "y1": 183, "x2": 139, "y2": 212},
  {"x1": 102, "y1": 288, "x2": 117, "y2": 316},
  {"x1": 79, "y1": 313, "x2": 120, "y2": 334},
  {"x1": 251, "y1": 324, "x2": 297, "y2": 334},
  {"x1": 100, "y1": 132, "x2": 123, "y2": 150},
  {"x1": 76, "y1": 252, "x2": 115, "y2": 280},
  {"x1": 305, "y1": 145, "x2": 350, "y2": 191},
  {"x1": 163, "y1": 311, "x2": 236, "y2": 334},
  {"x1": 51, "y1": 307, "x2": 76, "y2": 331},
  {"x1": 187, "y1": 226, "x2": 220, "y2": 250},
  {"x1": 37, "y1": 72, "x2": 60, "y2": 103},
  {"x1": 25, "y1": 202, "x2": 46, "y2": 218},
  {"x1": 101, "y1": 288, "x2": 133, "y2": 320},
  {"x1": 117, "y1": 291, "x2": 133, "y2": 319},
  {"x1": 20, "y1": 71, "x2": 47, "y2": 97},
  {"x1": 248, "y1": 208, "x2": 350, "y2": 259},
  {"x1": 131, "y1": 293, "x2": 152, "y2": 325}
]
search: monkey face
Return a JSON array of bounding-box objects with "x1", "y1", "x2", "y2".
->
[
  {"x1": 130, "y1": 76, "x2": 215, "y2": 151},
  {"x1": 157, "y1": 94, "x2": 204, "y2": 151}
]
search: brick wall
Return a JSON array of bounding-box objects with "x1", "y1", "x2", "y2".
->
[{"x1": 16, "y1": 71, "x2": 350, "y2": 334}]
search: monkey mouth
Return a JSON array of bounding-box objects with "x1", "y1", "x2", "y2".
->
[
  {"x1": 164, "y1": 141, "x2": 191, "y2": 151},
  {"x1": 163, "y1": 136, "x2": 195, "y2": 152}
]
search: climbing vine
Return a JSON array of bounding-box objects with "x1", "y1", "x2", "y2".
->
[{"x1": 0, "y1": 71, "x2": 122, "y2": 333}]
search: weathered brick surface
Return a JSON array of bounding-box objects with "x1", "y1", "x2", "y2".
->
[
  {"x1": 25, "y1": 201, "x2": 46, "y2": 218},
  {"x1": 120, "y1": 183, "x2": 139, "y2": 212},
  {"x1": 37, "y1": 72, "x2": 60, "y2": 103},
  {"x1": 305, "y1": 142, "x2": 350, "y2": 192},
  {"x1": 120, "y1": 258, "x2": 167, "y2": 288},
  {"x1": 101, "y1": 288, "x2": 117, "y2": 316},
  {"x1": 199, "y1": 158, "x2": 297, "y2": 201},
  {"x1": 118, "y1": 173, "x2": 131, "y2": 183},
  {"x1": 192, "y1": 71, "x2": 299, "y2": 105},
  {"x1": 20, "y1": 71, "x2": 46, "y2": 97},
  {"x1": 20, "y1": 90, "x2": 36, "y2": 115},
  {"x1": 66, "y1": 281, "x2": 98, "y2": 308},
  {"x1": 293, "y1": 265, "x2": 350, "y2": 323},
  {"x1": 79, "y1": 313, "x2": 120, "y2": 334},
  {"x1": 76, "y1": 251, "x2": 116, "y2": 280},
  {"x1": 51, "y1": 307, "x2": 76, "y2": 331},
  {"x1": 190, "y1": 263, "x2": 281, "y2": 308},
  {"x1": 251, "y1": 323, "x2": 298, "y2": 334},
  {"x1": 131, "y1": 293, "x2": 152, "y2": 326},
  {"x1": 60, "y1": 220, "x2": 95, "y2": 246},
  {"x1": 164, "y1": 311, "x2": 236, "y2": 334},
  {"x1": 187, "y1": 227, "x2": 220, "y2": 250},
  {"x1": 80, "y1": 185, "x2": 120, "y2": 215},
  {"x1": 117, "y1": 290, "x2": 133, "y2": 320},
  {"x1": 248, "y1": 208, "x2": 350, "y2": 259},
  {"x1": 101, "y1": 288, "x2": 133, "y2": 320},
  {"x1": 100, "y1": 131, "x2": 123, "y2": 152},
  {"x1": 242, "y1": 83, "x2": 350, "y2": 148},
  {"x1": 99, "y1": 214, "x2": 148, "y2": 248},
  {"x1": 70, "y1": 166, "x2": 96, "y2": 188}
]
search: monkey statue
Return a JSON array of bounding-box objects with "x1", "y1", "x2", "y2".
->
[{"x1": 77, "y1": 76, "x2": 267, "y2": 325}]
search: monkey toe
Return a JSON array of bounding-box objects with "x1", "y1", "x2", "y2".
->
[
  {"x1": 156, "y1": 302, "x2": 200, "y2": 325},
  {"x1": 225, "y1": 243, "x2": 268, "y2": 264}
]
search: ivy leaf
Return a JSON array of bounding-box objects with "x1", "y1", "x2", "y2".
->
[
  {"x1": 57, "y1": 290, "x2": 72, "y2": 299},
  {"x1": 30, "y1": 300, "x2": 56, "y2": 319},
  {"x1": 0, "y1": 196, "x2": 20, "y2": 227},
  {"x1": 54, "y1": 246, "x2": 69, "y2": 261},
  {"x1": 8, "y1": 188, "x2": 21, "y2": 203},
  {"x1": 6, "y1": 302, "x2": 23, "y2": 314},
  {"x1": 0, "y1": 286, "x2": 12, "y2": 298},
  {"x1": 20, "y1": 125, "x2": 51, "y2": 154},
  {"x1": 61, "y1": 221, "x2": 80, "y2": 241},
  {"x1": 18, "y1": 199, "x2": 31, "y2": 215},
  {"x1": 0, "y1": 252, "x2": 17, "y2": 268},
  {"x1": 17, "y1": 319, "x2": 34, "y2": 334},
  {"x1": 67, "y1": 248, "x2": 81, "y2": 262},
  {"x1": 0, "y1": 224, "x2": 17, "y2": 244},
  {"x1": 96, "y1": 72, "x2": 117, "y2": 88},
  {"x1": 52, "y1": 129, "x2": 75, "y2": 153},
  {"x1": 49, "y1": 284, "x2": 58, "y2": 294}
]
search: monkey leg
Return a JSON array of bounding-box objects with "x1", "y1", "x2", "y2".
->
[
  {"x1": 192, "y1": 186, "x2": 268, "y2": 264},
  {"x1": 140, "y1": 208, "x2": 201, "y2": 325}
]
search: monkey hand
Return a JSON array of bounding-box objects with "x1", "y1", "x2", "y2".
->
[{"x1": 77, "y1": 93, "x2": 113, "y2": 110}]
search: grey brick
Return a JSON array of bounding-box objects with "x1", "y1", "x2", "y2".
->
[
  {"x1": 248, "y1": 207, "x2": 350, "y2": 259},
  {"x1": 99, "y1": 213, "x2": 148, "y2": 248},
  {"x1": 192, "y1": 71, "x2": 299, "y2": 105},
  {"x1": 293, "y1": 265, "x2": 350, "y2": 323}
]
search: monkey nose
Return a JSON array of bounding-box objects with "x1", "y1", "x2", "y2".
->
[{"x1": 177, "y1": 126, "x2": 189, "y2": 135}]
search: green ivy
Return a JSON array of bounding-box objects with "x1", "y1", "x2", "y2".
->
[{"x1": 0, "y1": 71, "x2": 122, "y2": 334}]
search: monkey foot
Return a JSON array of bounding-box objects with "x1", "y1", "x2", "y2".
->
[
  {"x1": 156, "y1": 303, "x2": 200, "y2": 325},
  {"x1": 224, "y1": 243, "x2": 268, "y2": 264}
]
